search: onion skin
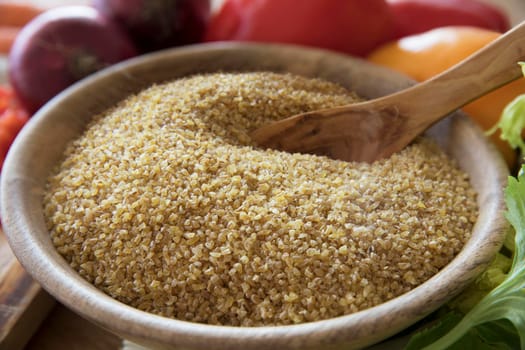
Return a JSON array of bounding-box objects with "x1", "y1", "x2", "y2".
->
[
  {"x1": 93, "y1": 0, "x2": 211, "y2": 53},
  {"x1": 8, "y1": 6, "x2": 137, "y2": 113}
]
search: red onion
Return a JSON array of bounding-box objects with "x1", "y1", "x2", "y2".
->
[{"x1": 8, "y1": 6, "x2": 137, "y2": 113}]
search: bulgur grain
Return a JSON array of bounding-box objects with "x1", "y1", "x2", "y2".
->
[{"x1": 43, "y1": 72, "x2": 478, "y2": 326}]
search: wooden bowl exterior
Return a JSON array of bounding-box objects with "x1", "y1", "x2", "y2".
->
[{"x1": 0, "y1": 43, "x2": 509, "y2": 350}]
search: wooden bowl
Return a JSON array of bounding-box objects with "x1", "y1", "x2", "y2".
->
[{"x1": 1, "y1": 43, "x2": 509, "y2": 350}]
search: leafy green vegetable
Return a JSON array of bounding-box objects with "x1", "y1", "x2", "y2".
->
[
  {"x1": 405, "y1": 313, "x2": 519, "y2": 350},
  {"x1": 487, "y1": 62, "x2": 525, "y2": 154},
  {"x1": 405, "y1": 169, "x2": 525, "y2": 350},
  {"x1": 475, "y1": 320, "x2": 522, "y2": 350},
  {"x1": 447, "y1": 252, "x2": 511, "y2": 314}
]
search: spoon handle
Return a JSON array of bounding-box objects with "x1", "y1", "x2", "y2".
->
[
  {"x1": 378, "y1": 20, "x2": 525, "y2": 127},
  {"x1": 250, "y1": 21, "x2": 525, "y2": 163}
]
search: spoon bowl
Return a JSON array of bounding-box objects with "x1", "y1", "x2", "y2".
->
[{"x1": 251, "y1": 20, "x2": 525, "y2": 162}]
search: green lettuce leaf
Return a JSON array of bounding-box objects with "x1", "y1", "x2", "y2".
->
[
  {"x1": 405, "y1": 313, "x2": 518, "y2": 350},
  {"x1": 446, "y1": 251, "x2": 511, "y2": 314},
  {"x1": 487, "y1": 62, "x2": 525, "y2": 154}
]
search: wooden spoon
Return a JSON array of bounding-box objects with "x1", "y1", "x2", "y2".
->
[{"x1": 251, "y1": 21, "x2": 525, "y2": 163}]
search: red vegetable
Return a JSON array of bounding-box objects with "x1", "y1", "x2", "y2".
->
[
  {"x1": 0, "y1": 86, "x2": 12, "y2": 113},
  {"x1": 8, "y1": 6, "x2": 137, "y2": 113},
  {"x1": 0, "y1": 86, "x2": 29, "y2": 171},
  {"x1": 387, "y1": 0, "x2": 510, "y2": 39},
  {"x1": 205, "y1": 0, "x2": 394, "y2": 57},
  {"x1": 92, "y1": 0, "x2": 211, "y2": 53}
]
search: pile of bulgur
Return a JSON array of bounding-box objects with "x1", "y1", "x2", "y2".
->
[{"x1": 43, "y1": 72, "x2": 478, "y2": 326}]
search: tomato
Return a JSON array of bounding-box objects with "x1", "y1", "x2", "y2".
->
[
  {"x1": 387, "y1": 0, "x2": 510, "y2": 39},
  {"x1": 205, "y1": 0, "x2": 394, "y2": 57},
  {"x1": 0, "y1": 86, "x2": 14, "y2": 112},
  {"x1": 0, "y1": 86, "x2": 29, "y2": 171},
  {"x1": 367, "y1": 27, "x2": 523, "y2": 168}
]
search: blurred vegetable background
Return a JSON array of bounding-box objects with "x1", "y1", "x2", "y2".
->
[{"x1": 1, "y1": 0, "x2": 525, "y2": 349}]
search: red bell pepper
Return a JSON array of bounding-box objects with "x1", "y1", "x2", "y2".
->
[
  {"x1": 387, "y1": 0, "x2": 511, "y2": 39},
  {"x1": 205, "y1": 0, "x2": 394, "y2": 57}
]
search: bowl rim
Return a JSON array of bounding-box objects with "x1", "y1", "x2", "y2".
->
[{"x1": 1, "y1": 42, "x2": 510, "y2": 349}]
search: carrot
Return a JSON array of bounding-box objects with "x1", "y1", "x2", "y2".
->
[
  {"x1": 0, "y1": 2, "x2": 42, "y2": 27},
  {"x1": 0, "y1": 26, "x2": 19, "y2": 53}
]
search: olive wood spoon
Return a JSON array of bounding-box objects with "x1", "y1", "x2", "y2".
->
[{"x1": 251, "y1": 21, "x2": 525, "y2": 163}]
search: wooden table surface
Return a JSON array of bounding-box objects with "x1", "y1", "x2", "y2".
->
[
  {"x1": 25, "y1": 304, "x2": 122, "y2": 350},
  {"x1": 2, "y1": 1, "x2": 525, "y2": 349}
]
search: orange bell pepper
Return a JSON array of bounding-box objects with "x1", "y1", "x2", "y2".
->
[{"x1": 367, "y1": 26, "x2": 524, "y2": 168}]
